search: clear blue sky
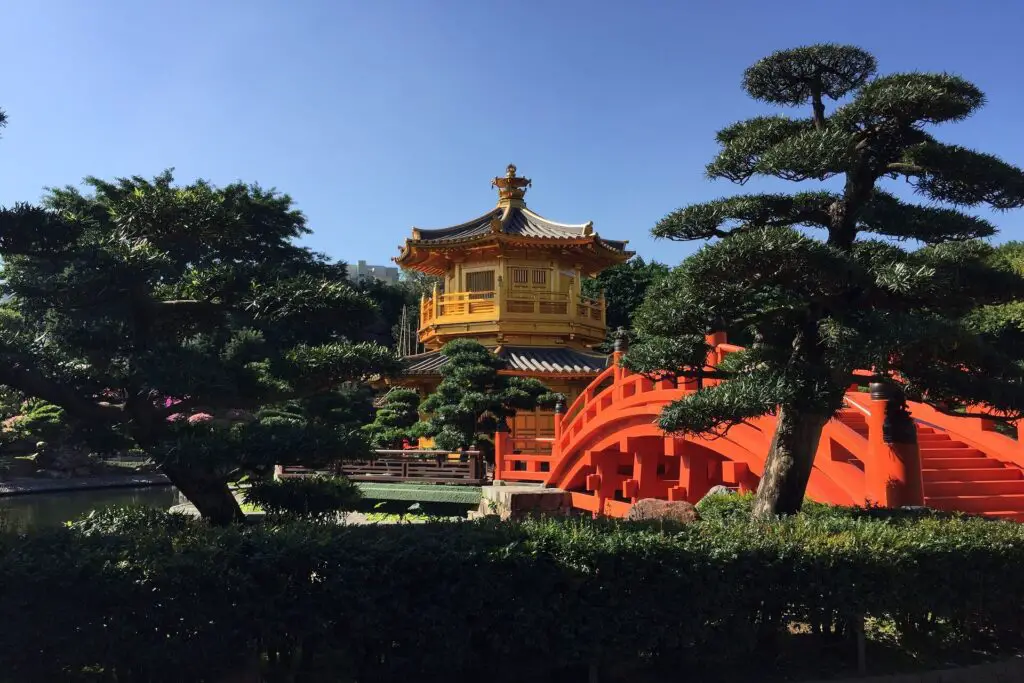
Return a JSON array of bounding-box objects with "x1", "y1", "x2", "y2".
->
[{"x1": 2, "y1": 0, "x2": 1022, "y2": 267}]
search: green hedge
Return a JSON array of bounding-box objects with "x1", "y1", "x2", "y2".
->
[
  {"x1": 1, "y1": 501, "x2": 1024, "y2": 682},
  {"x1": 243, "y1": 475, "x2": 362, "y2": 521}
]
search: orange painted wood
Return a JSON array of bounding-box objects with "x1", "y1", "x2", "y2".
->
[{"x1": 496, "y1": 336, "x2": 1024, "y2": 521}]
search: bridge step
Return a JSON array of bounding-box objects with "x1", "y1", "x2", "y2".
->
[
  {"x1": 917, "y1": 433, "x2": 953, "y2": 442},
  {"x1": 926, "y1": 480, "x2": 1024, "y2": 497},
  {"x1": 925, "y1": 494, "x2": 1024, "y2": 514},
  {"x1": 923, "y1": 467, "x2": 1023, "y2": 482},
  {"x1": 981, "y1": 511, "x2": 1024, "y2": 522},
  {"x1": 921, "y1": 457, "x2": 1002, "y2": 470},
  {"x1": 920, "y1": 447, "x2": 984, "y2": 459}
]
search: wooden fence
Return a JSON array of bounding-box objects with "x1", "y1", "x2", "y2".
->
[{"x1": 277, "y1": 450, "x2": 486, "y2": 485}]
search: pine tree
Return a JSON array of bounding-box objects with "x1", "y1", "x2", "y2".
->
[
  {"x1": 363, "y1": 387, "x2": 421, "y2": 449},
  {"x1": 417, "y1": 339, "x2": 555, "y2": 457},
  {"x1": 0, "y1": 171, "x2": 398, "y2": 524},
  {"x1": 626, "y1": 45, "x2": 1024, "y2": 517}
]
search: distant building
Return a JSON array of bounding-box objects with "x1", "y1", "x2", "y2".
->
[{"x1": 349, "y1": 260, "x2": 400, "y2": 285}]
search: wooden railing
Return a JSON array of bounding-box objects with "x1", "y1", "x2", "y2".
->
[
  {"x1": 278, "y1": 450, "x2": 486, "y2": 485},
  {"x1": 419, "y1": 290, "x2": 605, "y2": 329}
]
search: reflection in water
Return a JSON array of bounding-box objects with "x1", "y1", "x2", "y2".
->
[{"x1": 0, "y1": 486, "x2": 178, "y2": 532}]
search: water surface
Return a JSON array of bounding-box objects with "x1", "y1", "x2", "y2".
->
[{"x1": 0, "y1": 486, "x2": 177, "y2": 532}]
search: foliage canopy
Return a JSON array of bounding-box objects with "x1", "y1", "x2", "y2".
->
[
  {"x1": 0, "y1": 171, "x2": 398, "y2": 523},
  {"x1": 627, "y1": 44, "x2": 1024, "y2": 517},
  {"x1": 417, "y1": 339, "x2": 555, "y2": 456}
]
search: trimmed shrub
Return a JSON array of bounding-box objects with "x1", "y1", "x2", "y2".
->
[
  {"x1": 243, "y1": 475, "x2": 362, "y2": 521},
  {"x1": 1, "y1": 508, "x2": 1023, "y2": 681}
]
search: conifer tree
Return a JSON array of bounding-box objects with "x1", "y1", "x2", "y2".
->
[
  {"x1": 0, "y1": 171, "x2": 398, "y2": 524},
  {"x1": 626, "y1": 45, "x2": 1024, "y2": 517},
  {"x1": 363, "y1": 387, "x2": 421, "y2": 449},
  {"x1": 417, "y1": 339, "x2": 554, "y2": 456}
]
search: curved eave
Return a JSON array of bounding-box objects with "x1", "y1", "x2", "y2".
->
[
  {"x1": 412, "y1": 208, "x2": 503, "y2": 242},
  {"x1": 397, "y1": 233, "x2": 631, "y2": 260},
  {"x1": 395, "y1": 240, "x2": 631, "y2": 276}
]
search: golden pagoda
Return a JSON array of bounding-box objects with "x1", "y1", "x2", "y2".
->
[{"x1": 395, "y1": 164, "x2": 633, "y2": 442}]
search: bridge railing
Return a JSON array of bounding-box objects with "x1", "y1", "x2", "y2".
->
[
  {"x1": 493, "y1": 436, "x2": 555, "y2": 482},
  {"x1": 494, "y1": 332, "x2": 1024, "y2": 511}
]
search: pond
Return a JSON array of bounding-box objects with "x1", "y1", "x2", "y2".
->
[{"x1": 0, "y1": 486, "x2": 178, "y2": 532}]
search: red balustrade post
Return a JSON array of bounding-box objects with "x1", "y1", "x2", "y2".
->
[
  {"x1": 865, "y1": 380, "x2": 923, "y2": 508},
  {"x1": 553, "y1": 396, "x2": 566, "y2": 451},
  {"x1": 494, "y1": 421, "x2": 509, "y2": 484},
  {"x1": 704, "y1": 332, "x2": 727, "y2": 386},
  {"x1": 612, "y1": 327, "x2": 628, "y2": 381}
]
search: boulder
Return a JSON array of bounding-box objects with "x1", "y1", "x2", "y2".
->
[
  {"x1": 699, "y1": 484, "x2": 735, "y2": 503},
  {"x1": 626, "y1": 498, "x2": 700, "y2": 524}
]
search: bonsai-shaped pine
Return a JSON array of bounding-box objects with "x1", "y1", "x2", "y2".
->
[
  {"x1": 363, "y1": 387, "x2": 421, "y2": 449},
  {"x1": 0, "y1": 171, "x2": 399, "y2": 524},
  {"x1": 417, "y1": 339, "x2": 556, "y2": 458},
  {"x1": 626, "y1": 44, "x2": 1024, "y2": 517}
]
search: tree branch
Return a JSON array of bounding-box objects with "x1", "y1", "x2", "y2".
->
[
  {"x1": 917, "y1": 400, "x2": 1021, "y2": 426},
  {"x1": 0, "y1": 360, "x2": 124, "y2": 424},
  {"x1": 886, "y1": 162, "x2": 924, "y2": 175},
  {"x1": 810, "y1": 80, "x2": 826, "y2": 130}
]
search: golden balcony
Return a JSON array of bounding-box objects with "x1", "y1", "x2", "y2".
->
[{"x1": 418, "y1": 289, "x2": 607, "y2": 347}]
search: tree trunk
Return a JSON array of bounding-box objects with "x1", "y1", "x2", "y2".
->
[
  {"x1": 751, "y1": 405, "x2": 830, "y2": 518},
  {"x1": 163, "y1": 463, "x2": 245, "y2": 526}
]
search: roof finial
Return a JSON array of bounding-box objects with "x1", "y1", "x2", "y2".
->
[{"x1": 491, "y1": 163, "x2": 531, "y2": 207}]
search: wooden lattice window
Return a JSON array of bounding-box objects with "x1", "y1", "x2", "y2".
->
[
  {"x1": 465, "y1": 270, "x2": 495, "y2": 293},
  {"x1": 532, "y1": 269, "x2": 548, "y2": 286},
  {"x1": 510, "y1": 267, "x2": 530, "y2": 286}
]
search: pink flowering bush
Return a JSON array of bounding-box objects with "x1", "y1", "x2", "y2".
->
[{"x1": 187, "y1": 413, "x2": 215, "y2": 424}]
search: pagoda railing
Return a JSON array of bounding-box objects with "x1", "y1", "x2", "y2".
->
[{"x1": 419, "y1": 290, "x2": 605, "y2": 330}]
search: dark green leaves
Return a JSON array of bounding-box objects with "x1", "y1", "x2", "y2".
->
[
  {"x1": 417, "y1": 339, "x2": 551, "y2": 455},
  {"x1": 243, "y1": 475, "x2": 362, "y2": 521},
  {"x1": 580, "y1": 257, "x2": 668, "y2": 332},
  {"x1": 0, "y1": 171, "x2": 398, "y2": 521},
  {"x1": 859, "y1": 192, "x2": 996, "y2": 243},
  {"x1": 706, "y1": 116, "x2": 812, "y2": 182},
  {"x1": 363, "y1": 387, "x2": 421, "y2": 449},
  {"x1": 653, "y1": 192, "x2": 834, "y2": 241},
  {"x1": 842, "y1": 73, "x2": 985, "y2": 126},
  {"x1": 897, "y1": 143, "x2": 1024, "y2": 209},
  {"x1": 742, "y1": 44, "x2": 876, "y2": 105},
  {"x1": 658, "y1": 371, "x2": 788, "y2": 435}
]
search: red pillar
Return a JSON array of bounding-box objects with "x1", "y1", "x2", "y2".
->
[
  {"x1": 865, "y1": 381, "x2": 923, "y2": 508},
  {"x1": 494, "y1": 422, "x2": 509, "y2": 483}
]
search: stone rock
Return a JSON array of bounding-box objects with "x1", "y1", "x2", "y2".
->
[
  {"x1": 697, "y1": 485, "x2": 736, "y2": 505},
  {"x1": 626, "y1": 498, "x2": 701, "y2": 524},
  {"x1": 478, "y1": 485, "x2": 571, "y2": 520}
]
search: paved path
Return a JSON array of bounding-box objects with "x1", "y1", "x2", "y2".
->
[{"x1": 0, "y1": 474, "x2": 170, "y2": 497}]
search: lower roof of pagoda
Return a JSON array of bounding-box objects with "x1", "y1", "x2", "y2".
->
[
  {"x1": 395, "y1": 205, "x2": 632, "y2": 275},
  {"x1": 402, "y1": 345, "x2": 609, "y2": 377}
]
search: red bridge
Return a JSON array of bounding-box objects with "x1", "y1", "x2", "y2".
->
[{"x1": 495, "y1": 337, "x2": 1024, "y2": 521}]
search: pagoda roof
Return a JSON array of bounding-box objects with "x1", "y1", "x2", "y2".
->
[
  {"x1": 410, "y1": 205, "x2": 629, "y2": 253},
  {"x1": 395, "y1": 164, "x2": 633, "y2": 274},
  {"x1": 403, "y1": 345, "x2": 609, "y2": 377}
]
